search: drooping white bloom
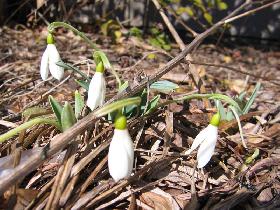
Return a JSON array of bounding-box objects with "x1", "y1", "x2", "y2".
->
[
  {"x1": 185, "y1": 113, "x2": 220, "y2": 168},
  {"x1": 40, "y1": 34, "x2": 64, "y2": 81},
  {"x1": 108, "y1": 115, "x2": 134, "y2": 182},
  {"x1": 86, "y1": 72, "x2": 106, "y2": 110}
]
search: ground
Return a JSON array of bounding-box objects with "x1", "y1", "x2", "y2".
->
[{"x1": 0, "y1": 26, "x2": 280, "y2": 209}]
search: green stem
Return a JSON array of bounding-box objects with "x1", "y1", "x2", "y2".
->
[
  {"x1": 48, "y1": 22, "x2": 97, "y2": 50},
  {"x1": 95, "y1": 97, "x2": 141, "y2": 117},
  {"x1": 155, "y1": 93, "x2": 242, "y2": 112},
  {"x1": 56, "y1": 61, "x2": 90, "y2": 81},
  {"x1": 0, "y1": 118, "x2": 60, "y2": 143},
  {"x1": 229, "y1": 106, "x2": 247, "y2": 148}
]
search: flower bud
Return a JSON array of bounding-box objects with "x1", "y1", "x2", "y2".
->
[{"x1": 108, "y1": 115, "x2": 134, "y2": 182}]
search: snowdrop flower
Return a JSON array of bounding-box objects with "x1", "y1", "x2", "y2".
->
[
  {"x1": 185, "y1": 113, "x2": 220, "y2": 168},
  {"x1": 108, "y1": 114, "x2": 134, "y2": 182},
  {"x1": 40, "y1": 33, "x2": 64, "y2": 81},
  {"x1": 87, "y1": 62, "x2": 106, "y2": 110}
]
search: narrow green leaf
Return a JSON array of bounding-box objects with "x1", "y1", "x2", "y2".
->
[
  {"x1": 75, "y1": 90, "x2": 85, "y2": 119},
  {"x1": 118, "y1": 81, "x2": 129, "y2": 93},
  {"x1": 238, "y1": 91, "x2": 246, "y2": 101},
  {"x1": 204, "y1": 12, "x2": 213, "y2": 24},
  {"x1": 61, "y1": 102, "x2": 77, "y2": 132},
  {"x1": 218, "y1": 2, "x2": 228, "y2": 10},
  {"x1": 225, "y1": 111, "x2": 235, "y2": 121},
  {"x1": 185, "y1": 7, "x2": 194, "y2": 17},
  {"x1": 75, "y1": 79, "x2": 89, "y2": 91},
  {"x1": 216, "y1": 100, "x2": 227, "y2": 120},
  {"x1": 49, "y1": 96, "x2": 63, "y2": 126},
  {"x1": 150, "y1": 80, "x2": 179, "y2": 92},
  {"x1": 243, "y1": 82, "x2": 261, "y2": 114},
  {"x1": 95, "y1": 97, "x2": 141, "y2": 118},
  {"x1": 145, "y1": 95, "x2": 160, "y2": 114},
  {"x1": 245, "y1": 148, "x2": 259, "y2": 164}
]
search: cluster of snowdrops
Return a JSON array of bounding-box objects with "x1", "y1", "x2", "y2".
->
[{"x1": 1, "y1": 22, "x2": 250, "y2": 182}]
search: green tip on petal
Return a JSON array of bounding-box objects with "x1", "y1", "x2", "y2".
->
[
  {"x1": 96, "y1": 62, "x2": 105, "y2": 73},
  {"x1": 47, "y1": 33, "x2": 55, "y2": 44},
  {"x1": 210, "y1": 112, "x2": 221, "y2": 127},
  {"x1": 114, "y1": 114, "x2": 127, "y2": 130}
]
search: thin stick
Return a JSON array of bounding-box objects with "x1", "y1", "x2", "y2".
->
[{"x1": 224, "y1": 0, "x2": 280, "y2": 24}]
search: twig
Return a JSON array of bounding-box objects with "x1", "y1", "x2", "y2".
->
[
  {"x1": 166, "y1": 5, "x2": 198, "y2": 37},
  {"x1": 224, "y1": 0, "x2": 280, "y2": 24}
]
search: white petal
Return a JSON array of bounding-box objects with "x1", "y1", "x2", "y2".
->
[
  {"x1": 108, "y1": 129, "x2": 134, "y2": 182},
  {"x1": 185, "y1": 126, "x2": 209, "y2": 155},
  {"x1": 87, "y1": 72, "x2": 106, "y2": 110},
  {"x1": 40, "y1": 47, "x2": 49, "y2": 81},
  {"x1": 197, "y1": 125, "x2": 218, "y2": 168},
  {"x1": 47, "y1": 44, "x2": 64, "y2": 81}
]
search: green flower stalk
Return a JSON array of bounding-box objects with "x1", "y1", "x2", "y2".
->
[{"x1": 0, "y1": 118, "x2": 60, "y2": 143}]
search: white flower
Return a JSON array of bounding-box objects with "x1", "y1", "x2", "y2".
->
[
  {"x1": 40, "y1": 44, "x2": 64, "y2": 81},
  {"x1": 185, "y1": 124, "x2": 218, "y2": 168},
  {"x1": 108, "y1": 128, "x2": 134, "y2": 182},
  {"x1": 86, "y1": 72, "x2": 106, "y2": 110},
  {"x1": 185, "y1": 113, "x2": 220, "y2": 168},
  {"x1": 186, "y1": 127, "x2": 218, "y2": 168}
]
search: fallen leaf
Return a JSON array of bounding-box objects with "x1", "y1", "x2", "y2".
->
[{"x1": 139, "y1": 187, "x2": 180, "y2": 210}]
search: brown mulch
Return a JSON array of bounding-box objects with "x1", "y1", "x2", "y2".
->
[{"x1": 0, "y1": 26, "x2": 280, "y2": 209}]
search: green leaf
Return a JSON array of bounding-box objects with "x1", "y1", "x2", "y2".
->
[
  {"x1": 148, "y1": 38, "x2": 161, "y2": 48},
  {"x1": 22, "y1": 107, "x2": 49, "y2": 119},
  {"x1": 75, "y1": 79, "x2": 89, "y2": 91},
  {"x1": 74, "y1": 90, "x2": 84, "y2": 119},
  {"x1": 245, "y1": 148, "x2": 259, "y2": 164},
  {"x1": 243, "y1": 82, "x2": 261, "y2": 114},
  {"x1": 216, "y1": 100, "x2": 227, "y2": 120},
  {"x1": 150, "y1": 80, "x2": 179, "y2": 92},
  {"x1": 101, "y1": 19, "x2": 114, "y2": 36},
  {"x1": 185, "y1": 7, "x2": 194, "y2": 17},
  {"x1": 150, "y1": 27, "x2": 160, "y2": 35},
  {"x1": 146, "y1": 95, "x2": 160, "y2": 114},
  {"x1": 95, "y1": 97, "x2": 141, "y2": 118},
  {"x1": 194, "y1": 0, "x2": 202, "y2": 6},
  {"x1": 176, "y1": 7, "x2": 187, "y2": 15},
  {"x1": 118, "y1": 81, "x2": 129, "y2": 93},
  {"x1": 61, "y1": 102, "x2": 77, "y2": 132},
  {"x1": 129, "y1": 27, "x2": 142, "y2": 38},
  {"x1": 204, "y1": 12, "x2": 213, "y2": 24},
  {"x1": 49, "y1": 96, "x2": 63, "y2": 126},
  {"x1": 56, "y1": 61, "x2": 90, "y2": 81},
  {"x1": 124, "y1": 89, "x2": 146, "y2": 117},
  {"x1": 162, "y1": 44, "x2": 171, "y2": 51},
  {"x1": 147, "y1": 53, "x2": 156, "y2": 60},
  {"x1": 217, "y1": 2, "x2": 228, "y2": 10},
  {"x1": 225, "y1": 111, "x2": 235, "y2": 121},
  {"x1": 237, "y1": 91, "x2": 247, "y2": 101}
]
